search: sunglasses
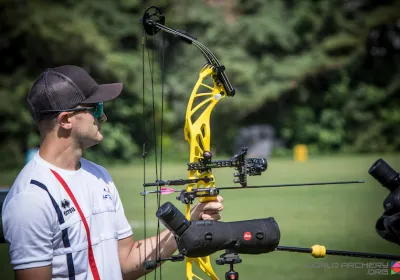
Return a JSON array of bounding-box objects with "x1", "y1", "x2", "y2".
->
[{"x1": 39, "y1": 102, "x2": 104, "y2": 120}]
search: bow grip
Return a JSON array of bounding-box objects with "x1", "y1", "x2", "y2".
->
[{"x1": 199, "y1": 195, "x2": 218, "y2": 203}]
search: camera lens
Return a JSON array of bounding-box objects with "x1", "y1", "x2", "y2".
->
[
  {"x1": 156, "y1": 202, "x2": 190, "y2": 237},
  {"x1": 369, "y1": 158, "x2": 400, "y2": 192}
]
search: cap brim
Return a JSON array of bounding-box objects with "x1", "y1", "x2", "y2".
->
[{"x1": 81, "y1": 83, "x2": 123, "y2": 104}]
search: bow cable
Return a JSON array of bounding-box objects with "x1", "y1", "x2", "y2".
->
[
  {"x1": 142, "y1": 22, "x2": 166, "y2": 279},
  {"x1": 141, "y1": 27, "x2": 148, "y2": 280},
  {"x1": 149, "y1": 22, "x2": 235, "y2": 96}
]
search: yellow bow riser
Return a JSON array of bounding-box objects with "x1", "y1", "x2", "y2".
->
[{"x1": 184, "y1": 65, "x2": 228, "y2": 280}]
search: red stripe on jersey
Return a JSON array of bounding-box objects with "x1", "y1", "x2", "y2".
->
[{"x1": 51, "y1": 169, "x2": 101, "y2": 280}]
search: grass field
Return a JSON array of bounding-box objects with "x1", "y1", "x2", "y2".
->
[{"x1": 1, "y1": 153, "x2": 400, "y2": 279}]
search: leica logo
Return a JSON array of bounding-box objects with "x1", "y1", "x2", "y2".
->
[{"x1": 243, "y1": 232, "x2": 252, "y2": 241}]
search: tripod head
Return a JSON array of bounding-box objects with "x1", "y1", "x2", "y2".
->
[{"x1": 216, "y1": 249, "x2": 242, "y2": 280}]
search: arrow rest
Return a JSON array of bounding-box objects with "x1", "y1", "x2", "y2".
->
[{"x1": 177, "y1": 188, "x2": 221, "y2": 204}]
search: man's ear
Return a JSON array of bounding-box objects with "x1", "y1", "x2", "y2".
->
[{"x1": 57, "y1": 112, "x2": 73, "y2": 130}]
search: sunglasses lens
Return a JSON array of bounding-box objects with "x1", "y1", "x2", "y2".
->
[{"x1": 93, "y1": 102, "x2": 103, "y2": 119}]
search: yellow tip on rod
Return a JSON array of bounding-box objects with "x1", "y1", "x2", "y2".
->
[{"x1": 311, "y1": 245, "x2": 326, "y2": 258}]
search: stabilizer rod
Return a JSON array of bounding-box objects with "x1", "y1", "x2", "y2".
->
[{"x1": 277, "y1": 245, "x2": 400, "y2": 260}]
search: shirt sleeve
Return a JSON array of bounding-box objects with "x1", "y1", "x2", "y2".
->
[
  {"x1": 2, "y1": 191, "x2": 56, "y2": 270},
  {"x1": 110, "y1": 182, "x2": 133, "y2": 240}
]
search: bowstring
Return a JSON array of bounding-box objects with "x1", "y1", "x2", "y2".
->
[
  {"x1": 147, "y1": 34, "x2": 159, "y2": 280},
  {"x1": 152, "y1": 31, "x2": 166, "y2": 280},
  {"x1": 158, "y1": 26, "x2": 166, "y2": 280},
  {"x1": 145, "y1": 28, "x2": 166, "y2": 280},
  {"x1": 143, "y1": 29, "x2": 161, "y2": 279},
  {"x1": 141, "y1": 28, "x2": 148, "y2": 280}
]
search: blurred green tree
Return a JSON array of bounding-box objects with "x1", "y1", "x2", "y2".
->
[{"x1": 0, "y1": 0, "x2": 399, "y2": 168}]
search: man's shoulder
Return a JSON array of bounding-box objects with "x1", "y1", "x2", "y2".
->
[
  {"x1": 11, "y1": 159, "x2": 54, "y2": 190},
  {"x1": 81, "y1": 157, "x2": 112, "y2": 179},
  {"x1": 3, "y1": 159, "x2": 56, "y2": 212}
]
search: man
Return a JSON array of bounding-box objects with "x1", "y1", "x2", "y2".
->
[{"x1": 2, "y1": 65, "x2": 224, "y2": 280}]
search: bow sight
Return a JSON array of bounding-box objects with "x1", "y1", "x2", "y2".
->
[
  {"x1": 188, "y1": 148, "x2": 267, "y2": 187},
  {"x1": 144, "y1": 147, "x2": 267, "y2": 187},
  {"x1": 143, "y1": 147, "x2": 267, "y2": 204}
]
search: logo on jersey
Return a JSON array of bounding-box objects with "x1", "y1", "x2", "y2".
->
[
  {"x1": 103, "y1": 184, "x2": 112, "y2": 200},
  {"x1": 61, "y1": 199, "x2": 76, "y2": 216}
]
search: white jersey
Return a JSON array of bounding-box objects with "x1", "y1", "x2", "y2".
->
[{"x1": 2, "y1": 152, "x2": 133, "y2": 279}]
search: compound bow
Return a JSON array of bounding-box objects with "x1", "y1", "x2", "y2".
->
[{"x1": 139, "y1": 6, "x2": 400, "y2": 280}]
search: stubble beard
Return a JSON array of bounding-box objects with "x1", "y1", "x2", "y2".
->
[{"x1": 78, "y1": 129, "x2": 103, "y2": 150}]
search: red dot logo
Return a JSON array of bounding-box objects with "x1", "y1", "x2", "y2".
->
[
  {"x1": 230, "y1": 274, "x2": 236, "y2": 280},
  {"x1": 243, "y1": 231, "x2": 252, "y2": 241}
]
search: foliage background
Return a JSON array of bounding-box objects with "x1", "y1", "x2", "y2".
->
[
  {"x1": 1, "y1": 1, "x2": 400, "y2": 279},
  {"x1": 0, "y1": 0, "x2": 399, "y2": 165}
]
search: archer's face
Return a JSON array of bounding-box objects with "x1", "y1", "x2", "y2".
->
[{"x1": 69, "y1": 106, "x2": 107, "y2": 149}]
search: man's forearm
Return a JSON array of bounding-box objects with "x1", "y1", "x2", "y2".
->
[{"x1": 120, "y1": 229, "x2": 178, "y2": 279}]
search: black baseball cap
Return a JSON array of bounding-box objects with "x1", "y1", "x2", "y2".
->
[{"x1": 27, "y1": 65, "x2": 123, "y2": 121}]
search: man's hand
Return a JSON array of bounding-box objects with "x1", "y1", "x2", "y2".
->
[{"x1": 190, "y1": 195, "x2": 224, "y2": 221}]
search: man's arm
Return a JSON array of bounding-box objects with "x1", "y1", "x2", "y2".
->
[
  {"x1": 14, "y1": 266, "x2": 52, "y2": 280},
  {"x1": 118, "y1": 229, "x2": 177, "y2": 279},
  {"x1": 3, "y1": 191, "x2": 55, "y2": 280},
  {"x1": 118, "y1": 196, "x2": 224, "y2": 279}
]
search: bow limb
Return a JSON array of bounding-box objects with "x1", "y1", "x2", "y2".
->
[{"x1": 184, "y1": 65, "x2": 228, "y2": 280}]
